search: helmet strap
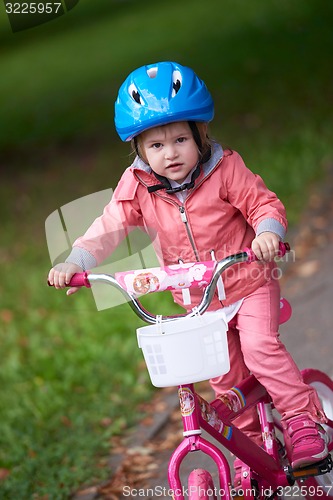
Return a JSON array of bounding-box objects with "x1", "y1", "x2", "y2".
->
[
  {"x1": 188, "y1": 121, "x2": 211, "y2": 164},
  {"x1": 133, "y1": 136, "x2": 141, "y2": 159},
  {"x1": 148, "y1": 162, "x2": 201, "y2": 194},
  {"x1": 188, "y1": 121, "x2": 202, "y2": 150}
]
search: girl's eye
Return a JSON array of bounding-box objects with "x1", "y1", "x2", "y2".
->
[
  {"x1": 177, "y1": 137, "x2": 186, "y2": 143},
  {"x1": 152, "y1": 143, "x2": 162, "y2": 149}
]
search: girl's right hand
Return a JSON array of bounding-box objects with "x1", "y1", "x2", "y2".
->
[{"x1": 48, "y1": 263, "x2": 83, "y2": 295}]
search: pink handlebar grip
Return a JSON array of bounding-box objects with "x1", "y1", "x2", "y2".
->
[
  {"x1": 48, "y1": 272, "x2": 91, "y2": 288},
  {"x1": 68, "y1": 272, "x2": 91, "y2": 288},
  {"x1": 245, "y1": 241, "x2": 290, "y2": 262}
]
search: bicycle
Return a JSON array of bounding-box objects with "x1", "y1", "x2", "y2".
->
[{"x1": 51, "y1": 242, "x2": 333, "y2": 499}]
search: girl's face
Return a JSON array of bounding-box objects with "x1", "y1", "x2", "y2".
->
[{"x1": 140, "y1": 122, "x2": 200, "y2": 183}]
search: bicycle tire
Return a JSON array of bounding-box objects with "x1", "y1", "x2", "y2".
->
[
  {"x1": 188, "y1": 469, "x2": 218, "y2": 500},
  {"x1": 300, "y1": 369, "x2": 333, "y2": 499}
]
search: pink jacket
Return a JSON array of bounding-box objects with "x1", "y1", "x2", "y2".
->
[{"x1": 69, "y1": 144, "x2": 287, "y2": 309}]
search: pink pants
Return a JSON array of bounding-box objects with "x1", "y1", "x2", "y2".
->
[{"x1": 210, "y1": 278, "x2": 326, "y2": 445}]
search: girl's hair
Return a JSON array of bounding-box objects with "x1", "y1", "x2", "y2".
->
[{"x1": 132, "y1": 121, "x2": 212, "y2": 165}]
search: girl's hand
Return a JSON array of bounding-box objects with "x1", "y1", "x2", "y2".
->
[
  {"x1": 48, "y1": 263, "x2": 83, "y2": 295},
  {"x1": 251, "y1": 232, "x2": 280, "y2": 262}
]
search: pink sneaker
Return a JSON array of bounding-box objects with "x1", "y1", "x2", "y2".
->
[{"x1": 284, "y1": 415, "x2": 329, "y2": 469}]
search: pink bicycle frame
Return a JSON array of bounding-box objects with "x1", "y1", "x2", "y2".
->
[
  {"x1": 52, "y1": 243, "x2": 333, "y2": 499},
  {"x1": 168, "y1": 376, "x2": 291, "y2": 500}
]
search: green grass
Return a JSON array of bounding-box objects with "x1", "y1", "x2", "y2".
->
[{"x1": 0, "y1": 0, "x2": 332, "y2": 497}]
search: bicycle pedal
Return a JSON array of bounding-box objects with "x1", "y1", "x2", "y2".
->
[{"x1": 288, "y1": 454, "x2": 332, "y2": 480}]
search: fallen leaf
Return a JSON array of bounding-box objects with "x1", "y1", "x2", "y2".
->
[
  {"x1": 75, "y1": 486, "x2": 99, "y2": 497},
  {"x1": 0, "y1": 468, "x2": 10, "y2": 481},
  {"x1": 60, "y1": 416, "x2": 72, "y2": 427},
  {"x1": 0, "y1": 309, "x2": 13, "y2": 323},
  {"x1": 100, "y1": 417, "x2": 113, "y2": 427},
  {"x1": 296, "y1": 260, "x2": 319, "y2": 278}
]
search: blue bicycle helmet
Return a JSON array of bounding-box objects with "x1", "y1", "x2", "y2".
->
[{"x1": 115, "y1": 61, "x2": 214, "y2": 141}]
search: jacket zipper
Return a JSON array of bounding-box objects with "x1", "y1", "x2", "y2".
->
[
  {"x1": 179, "y1": 206, "x2": 200, "y2": 261},
  {"x1": 134, "y1": 163, "x2": 225, "y2": 262},
  {"x1": 176, "y1": 159, "x2": 225, "y2": 262}
]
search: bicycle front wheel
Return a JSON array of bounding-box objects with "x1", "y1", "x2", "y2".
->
[
  {"x1": 300, "y1": 369, "x2": 333, "y2": 499},
  {"x1": 188, "y1": 469, "x2": 217, "y2": 500}
]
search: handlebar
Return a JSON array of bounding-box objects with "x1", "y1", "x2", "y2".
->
[{"x1": 49, "y1": 242, "x2": 290, "y2": 324}]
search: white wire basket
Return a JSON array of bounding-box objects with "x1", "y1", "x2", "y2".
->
[{"x1": 137, "y1": 311, "x2": 230, "y2": 387}]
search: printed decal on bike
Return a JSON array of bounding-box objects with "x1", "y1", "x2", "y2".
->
[
  {"x1": 219, "y1": 387, "x2": 246, "y2": 413},
  {"x1": 178, "y1": 387, "x2": 195, "y2": 417},
  {"x1": 115, "y1": 261, "x2": 215, "y2": 296},
  {"x1": 198, "y1": 395, "x2": 232, "y2": 440},
  {"x1": 262, "y1": 426, "x2": 275, "y2": 450},
  {"x1": 132, "y1": 272, "x2": 160, "y2": 294}
]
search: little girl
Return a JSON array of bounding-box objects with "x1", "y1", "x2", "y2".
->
[{"x1": 48, "y1": 61, "x2": 328, "y2": 477}]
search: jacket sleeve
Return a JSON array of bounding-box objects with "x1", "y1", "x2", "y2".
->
[
  {"x1": 66, "y1": 169, "x2": 143, "y2": 269},
  {"x1": 224, "y1": 151, "x2": 288, "y2": 239}
]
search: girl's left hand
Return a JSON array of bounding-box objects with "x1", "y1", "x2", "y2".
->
[{"x1": 251, "y1": 232, "x2": 281, "y2": 262}]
